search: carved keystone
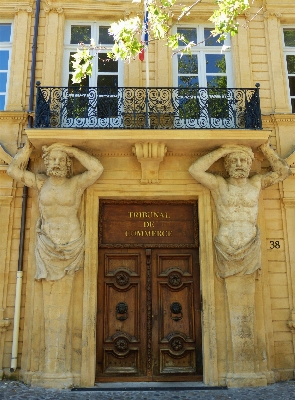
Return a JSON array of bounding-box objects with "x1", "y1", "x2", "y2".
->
[{"x1": 132, "y1": 142, "x2": 167, "y2": 184}]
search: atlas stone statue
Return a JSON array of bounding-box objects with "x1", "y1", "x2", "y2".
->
[
  {"x1": 189, "y1": 142, "x2": 291, "y2": 387},
  {"x1": 7, "y1": 140, "x2": 103, "y2": 281},
  {"x1": 7, "y1": 140, "x2": 103, "y2": 387},
  {"x1": 189, "y1": 142, "x2": 291, "y2": 278}
]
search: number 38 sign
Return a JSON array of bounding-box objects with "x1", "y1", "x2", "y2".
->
[{"x1": 269, "y1": 240, "x2": 281, "y2": 249}]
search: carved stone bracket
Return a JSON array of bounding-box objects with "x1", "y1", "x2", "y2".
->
[
  {"x1": 0, "y1": 319, "x2": 10, "y2": 334},
  {"x1": 132, "y1": 142, "x2": 167, "y2": 184},
  {"x1": 44, "y1": 2, "x2": 63, "y2": 13}
]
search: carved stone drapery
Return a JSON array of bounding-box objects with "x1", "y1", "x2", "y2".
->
[{"x1": 132, "y1": 142, "x2": 167, "y2": 184}]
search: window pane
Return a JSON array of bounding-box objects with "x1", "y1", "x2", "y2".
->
[
  {"x1": 0, "y1": 51, "x2": 9, "y2": 70},
  {"x1": 204, "y1": 28, "x2": 222, "y2": 46},
  {"x1": 288, "y1": 76, "x2": 295, "y2": 96},
  {"x1": 0, "y1": 72, "x2": 7, "y2": 91},
  {"x1": 0, "y1": 24, "x2": 11, "y2": 42},
  {"x1": 0, "y1": 95, "x2": 5, "y2": 110},
  {"x1": 70, "y1": 25, "x2": 91, "y2": 44},
  {"x1": 284, "y1": 30, "x2": 295, "y2": 47},
  {"x1": 291, "y1": 98, "x2": 295, "y2": 113},
  {"x1": 286, "y1": 55, "x2": 295, "y2": 74},
  {"x1": 177, "y1": 28, "x2": 197, "y2": 46},
  {"x1": 98, "y1": 54, "x2": 118, "y2": 72},
  {"x1": 99, "y1": 26, "x2": 113, "y2": 44},
  {"x1": 178, "y1": 76, "x2": 199, "y2": 88},
  {"x1": 207, "y1": 75, "x2": 227, "y2": 88},
  {"x1": 178, "y1": 54, "x2": 198, "y2": 74},
  {"x1": 97, "y1": 75, "x2": 118, "y2": 87},
  {"x1": 206, "y1": 54, "x2": 226, "y2": 73}
]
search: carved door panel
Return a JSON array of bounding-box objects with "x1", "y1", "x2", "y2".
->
[
  {"x1": 96, "y1": 248, "x2": 202, "y2": 381},
  {"x1": 96, "y1": 249, "x2": 147, "y2": 378},
  {"x1": 151, "y1": 249, "x2": 202, "y2": 380}
]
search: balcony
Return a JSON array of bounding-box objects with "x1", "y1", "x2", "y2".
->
[{"x1": 34, "y1": 84, "x2": 262, "y2": 130}]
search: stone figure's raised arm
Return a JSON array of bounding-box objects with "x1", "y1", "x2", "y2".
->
[
  {"x1": 50, "y1": 144, "x2": 104, "y2": 189},
  {"x1": 7, "y1": 140, "x2": 38, "y2": 188},
  {"x1": 189, "y1": 145, "x2": 242, "y2": 190},
  {"x1": 258, "y1": 142, "x2": 292, "y2": 189}
]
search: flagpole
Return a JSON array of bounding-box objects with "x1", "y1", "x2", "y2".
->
[
  {"x1": 144, "y1": 0, "x2": 150, "y2": 127},
  {"x1": 145, "y1": 43, "x2": 149, "y2": 87}
]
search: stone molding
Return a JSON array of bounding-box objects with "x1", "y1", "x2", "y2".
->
[
  {"x1": 14, "y1": 6, "x2": 32, "y2": 13},
  {"x1": 0, "y1": 111, "x2": 27, "y2": 122},
  {"x1": 263, "y1": 11, "x2": 282, "y2": 19},
  {"x1": 132, "y1": 142, "x2": 167, "y2": 184},
  {"x1": 0, "y1": 2, "x2": 33, "y2": 15}
]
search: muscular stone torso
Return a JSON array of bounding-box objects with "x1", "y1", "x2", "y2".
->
[
  {"x1": 38, "y1": 176, "x2": 82, "y2": 244},
  {"x1": 211, "y1": 177, "x2": 261, "y2": 249}
]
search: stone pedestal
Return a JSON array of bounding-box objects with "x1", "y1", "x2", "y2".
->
[
  {"x1": 32, "y1": 274, "x2": 74, "y2": 388},
  {"x1": 225, "y1": 274, "x2": 267, "y2": 387}
]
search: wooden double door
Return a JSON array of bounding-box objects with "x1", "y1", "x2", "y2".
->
[{"x1": 96, "y1": 247, "x2": 202, "y2": 381}]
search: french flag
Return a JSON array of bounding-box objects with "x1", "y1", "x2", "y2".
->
[{"x1": 139, "y1": 2, "x2": 148, "y2": 61}]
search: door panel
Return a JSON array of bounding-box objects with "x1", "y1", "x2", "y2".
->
[
  {"x1": 151, "y1": 249, "x2": 202, "y2": 379},
  {"x1": 97, "y1": 249, "x2": 147, "y2": 377},
  {"x1": 96, "y1": 248, "x2": 202, "y2": 381}
]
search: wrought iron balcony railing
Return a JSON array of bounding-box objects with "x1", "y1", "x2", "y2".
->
[{"x1": 34, "y1": 84, "x2": 262, "y2": 130}]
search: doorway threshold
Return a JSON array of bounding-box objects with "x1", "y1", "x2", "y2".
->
[{"x1": 72, "y1": 382, "x2": 227, "y2": 391}]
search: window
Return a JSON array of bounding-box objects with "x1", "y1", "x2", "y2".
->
[
  {"x1": 0, "y1": 23, "x2": 12, "y2": 110},
  {"x1": 283, "y1": 28, "x2": 295, "y2": 113},
  {"x1": 173, "y1": 26, "x2": 232, "y2": 88},
  {"x1": 173, "y1": 26, "x2": 233, "y2": 128},
  {"x1": 62, "y1": 22, "x2": 123, "y2": 127}
]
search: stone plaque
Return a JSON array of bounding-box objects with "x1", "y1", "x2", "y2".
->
[{"x1": 99, "y1": 200, "x2": 198, "y2": 248}]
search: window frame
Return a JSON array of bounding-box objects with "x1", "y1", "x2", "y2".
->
[
  {"x1": 62, "y1": 21, "x2": 124, "y2": 127},
  {"x1": 172, "y1": 24, "x2": 233, "y2": 88},
  {"x1": 0, "y1": 21, "x2": 13, "y2": 111},
  {"x1": 282, "y1": 26, "x2": 295, "y2": 113},
  {"x1": 63, "y1": 21, "x2": 123, "y2": 87},
  {"x1": 172, "y1": 24, "x2": 234, "y2": 128}
]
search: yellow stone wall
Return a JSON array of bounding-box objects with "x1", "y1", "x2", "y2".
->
[{"x1": 0, "y1": 0, "x2": 295, "y2": 387}]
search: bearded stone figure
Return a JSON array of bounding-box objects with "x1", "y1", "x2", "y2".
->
[
  {"x1": 7, "y1": 140, "x2": 103, "y2": 387},
  {"x1": 189, "y1": 142, "x2": 291, "y2": 387},
  {"x1": 8, "y1": 141, "x2": 103, "y2": 280}
]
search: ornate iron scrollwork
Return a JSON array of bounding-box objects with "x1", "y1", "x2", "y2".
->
[
  {"x1": 170, "y1": 302, "x2": 183, "y2": 321},
  {"x1": 35, "y1": 86, "x2": 262, "y2": 130},
  {"x1": 116, "y1": 302, "x2": 128, "y2": 321}
]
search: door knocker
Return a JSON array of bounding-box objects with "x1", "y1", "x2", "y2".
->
[
  {"x1": 116, "y1": 302, "x2": 128, "y2": 321},
  {"x1": 170, "y1": 302, "x2": 183, "y2": 321}
]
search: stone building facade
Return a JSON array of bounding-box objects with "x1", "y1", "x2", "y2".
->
[{"x1": 0, "y1": 0, "x2": 295, "y2": 389}]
